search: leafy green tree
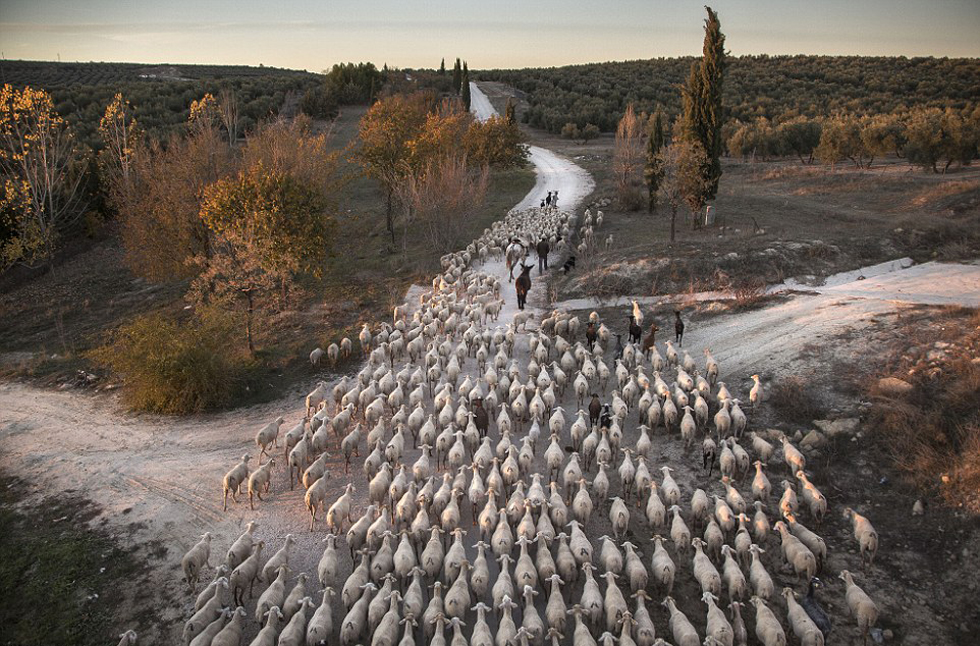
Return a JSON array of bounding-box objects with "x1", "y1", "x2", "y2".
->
[
  {"x1": 644, "y1": 108, "x2": 667, "y2": 212},
  {"x1": 581, "y1": 123, "x2": 600, "y2": 143},
  {"x1": 816, "y1": 114, "x2": 865, "y2": 169},
  {"x1": 777, "y1": 116, "x2": 822, "y2": 163},
  {"x1": 561, "y1": 122, "x2": 580, "y2": 141},
  {"x1": 681, "y1": 7, "x2": 726, "y2": 203},
  {"x1": 464, "y1": 115, "x2": 529, "y2": 168},
  {"x1": 939, "y1": 108, "x2": 979, "y2": 173}
]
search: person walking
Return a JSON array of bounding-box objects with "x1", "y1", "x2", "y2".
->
[
  {"x1": 545, "y1": 191, "x2": 552, "y2": 207},
  {"x1": 536, "y1": 238, "x2": 550, "y2": 274}
]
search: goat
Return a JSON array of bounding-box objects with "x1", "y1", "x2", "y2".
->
[{"x1": 515, "y1": 263, "x2": 533, "y2": 311}]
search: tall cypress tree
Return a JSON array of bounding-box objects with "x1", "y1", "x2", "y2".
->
[
  {"x1": 461, "y1": 65, "x2": 471, "y2": 112},
  {"x1": 700, "y1": 7, "x2": 726, "y2": 199},
  {"x1": 681, "y1": 6, "x2": 726, "y2": 204},
  {"x1": 439, "y1": 58, "x2": 446, "y2": 75},
  {"x1": 644, "y1": 108, "x2": 667, "y2": 213},
  {"x1": 452, "y1": 58, "x2": 462, "y2": 94}
]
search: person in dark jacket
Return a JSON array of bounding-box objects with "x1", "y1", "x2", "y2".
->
[{"x1": 536, "y1": 238, "x2": 550, "y2": 274}]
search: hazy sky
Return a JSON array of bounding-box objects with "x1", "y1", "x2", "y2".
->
[{"x1": 1, "y1": 0, "x2": 977, "y2": 70}]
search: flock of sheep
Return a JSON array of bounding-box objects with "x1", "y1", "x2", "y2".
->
[{"x1": 159, "y1": 203, "x2": 885, "y2": 646}]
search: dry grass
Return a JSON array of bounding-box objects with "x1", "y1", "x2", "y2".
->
[
  {"x1": 768, "y1": 375, "x2": 826, "y2": 424},
  {"x1": 867, "y1": 308, "x2": 980, "y2": 511}
]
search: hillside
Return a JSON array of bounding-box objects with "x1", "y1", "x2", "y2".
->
[{"x1": 478, "y1": 55, "x2": 980, "y2": 132}]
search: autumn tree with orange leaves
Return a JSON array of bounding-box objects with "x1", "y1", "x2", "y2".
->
[{"x1": 0, "y1": 84, "x2": 88, "y2": 269}]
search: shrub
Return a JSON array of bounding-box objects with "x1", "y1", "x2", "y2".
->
[
  {"x1": 93, "y1": 309, "x2": 248, "y2": 414},
  {"x1": 768, "y1": 375, "x2": 824, "y2": 424}
]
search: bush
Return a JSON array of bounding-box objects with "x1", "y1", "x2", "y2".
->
[
  {"x1": 768, "y1": 375, "x2": 824, "y2": 424},
  {"x1": 93, "y1": 309, "x2": 248, "y2": 414}
]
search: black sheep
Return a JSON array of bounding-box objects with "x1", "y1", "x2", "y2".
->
[{"x1": 562, "y1": 255, "x2": 576, "y2": 274}]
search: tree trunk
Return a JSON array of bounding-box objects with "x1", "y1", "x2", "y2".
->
[
  {"x1": 385, "y1": 186, "x2": 395, "y2": 245},
  {"x1": 670, "y1": 207, "x2": 677, "y2": 243},
  {"x1": 244, "y1": 291, "x2": 255, "y2": 356}
]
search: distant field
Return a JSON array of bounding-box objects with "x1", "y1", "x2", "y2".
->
[{"x1": 478, "y1": 55, "x2": 980, "y2": 133}]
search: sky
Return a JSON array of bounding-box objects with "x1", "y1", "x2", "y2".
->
[{"x1": 0, "y1": 0, "x2": 978, "y2": 71}]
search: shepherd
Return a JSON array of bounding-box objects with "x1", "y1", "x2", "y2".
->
[{"x1": 536, "y1": 238, "x2": 550, "y2": 275}]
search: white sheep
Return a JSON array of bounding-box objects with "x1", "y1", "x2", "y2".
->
[
  {"x1": 310, "y1": 347, "x2": 325, "y2": 366},
  {"x1": 248, "y1": 459, "x2": 275, "y2": 509},
  {"x1": 116, "y1": 630, "x2": 138, "y2": 646},
  {"x1": 222, "y1": 453, "x2": 251, "y2": 511},
  {"x1": 839, "y1": 570, "x2": 879, "y2": 646},
  {"x1": 255, "y1": 416, "x2": 284, "y2": 457},
  {"x1": 181, "y1": 532, "x2": 213, "y2": 589},
  {"x1": 843, "y1": 507, "x2": 879, "y2": 568}
]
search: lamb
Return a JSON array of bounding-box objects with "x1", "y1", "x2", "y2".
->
[
  {"x1": 181, "y1": 532, "x2": 213, "y2": 590},
  {"x1": 839, "y1": 570, "x2": 879, "y2": 646},
  {"x1": 255, "y1": 416, "x2": 285, "y2": 457},
  {"x1": 222, "y1": 453, "x2": 251, "y2": 511},
  {"x1": 843, "y1": 507, "x2": 879, "y2": 568}
]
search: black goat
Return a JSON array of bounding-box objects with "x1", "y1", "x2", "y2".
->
[
  {"x1": 515, "y1": 263, "x2": 533, "y2": 310},
  {"x1": 801, "y1": 577, "x2": 833, "y2": 640},
  {"x1": 674, "y1": 310, "x2": 685, "y2": 345},
  {"x1": 628, "y1": 315, "x2": 642, "y2": 344}
]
